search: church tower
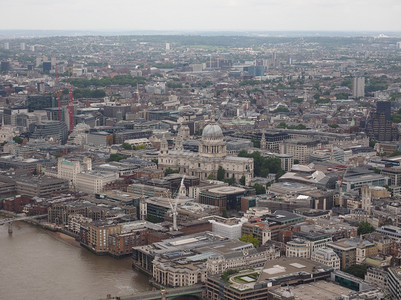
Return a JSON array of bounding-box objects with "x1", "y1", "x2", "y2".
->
[
  {"x1": 260, "y1": 132, "x2": 267, "y2": 150},
  {"x1": 174, "y1": 134, "x2": 183, "y2": 151},
  {"x1": 361, "y1": 186, "x2": 372, "y2": 214},
  {"x1": 160, "y1": 134, "x2": 169, "y2": 156}
]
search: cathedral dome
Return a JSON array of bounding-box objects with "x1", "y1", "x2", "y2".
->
[{"x1": 202, "y1": 123, "x2": 223, "y2": 141}]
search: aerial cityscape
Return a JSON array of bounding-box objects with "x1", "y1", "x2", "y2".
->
[{"x1": 2, "y1": 2, "x2": 401, "y2": 300}]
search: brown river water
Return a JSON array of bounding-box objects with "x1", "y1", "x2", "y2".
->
[{"x1": 0, "y1": 217, "x2": 151, "y2": 300}]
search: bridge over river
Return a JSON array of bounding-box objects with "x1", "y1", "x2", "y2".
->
[{"x1": 0, "y1": 214, "x2": 47, "y2": 233}]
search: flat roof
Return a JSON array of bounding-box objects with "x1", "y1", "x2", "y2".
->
[
  {"x1": 259, "y1": 257, "x2": 329, "y2": 282},
  {"x1": 208, "y1": 186, "x2": 246, "y2": 195},
  {"x1": 271, "y1": 280, "x2": 353, "y2": 300}
]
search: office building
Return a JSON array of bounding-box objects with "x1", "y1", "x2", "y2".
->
[
  {"x1": 365, "y1": 101, "x2": 398, "y2": 141},
  {"x1": 377, "y1": 101, "x2": 391, "y2": 121},
  {"x1": 388, "y1": 267, "x2": 401, "y2": 300},
  {"x1": 352, "y1": 77, "x2": 365, "y2": 98},
  {"x1": 42, "y1": 61, "x2": 51, "y2": 73},
  {"x1": 311, "y1": 247, "x2": 341, "y2": 270},
  {"x1": 29, "y1": 120, "x2": 69, "y2": 144},
  {"x1": 1, "y1": 61, "x2": 10, "y2": 72},
  {"x1": 16, "y1": 176, "x2": 68, "y2": 197}
]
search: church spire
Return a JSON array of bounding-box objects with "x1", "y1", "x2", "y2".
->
[
  {"x1": 160, "y1": 134, "x2": 169, "y2": 156},
  {"x1": 260, "y1": 132, "x2": 267, "y2": 150}
]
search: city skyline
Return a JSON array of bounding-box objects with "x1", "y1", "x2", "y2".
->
[{"x1": 1, "y1": 0, "x2": 401, "y2": 32}]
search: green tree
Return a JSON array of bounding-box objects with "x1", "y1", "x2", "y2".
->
[
  {"x1": 357, "y1": 221, "x2": 375, "y2": 235},
  {"x1": 315, "y1": 98, "x2": 331, "y2": 104},
  {"x1": 164, "y1": 168, "x2": 179, "y2": 176},
  {"x1": 277, "y1": 122, "x2": 287, "y2": 129},
  {"x1": 224, "y1": 175, "x2": 236, "y2": 186},
  {"x1": 122, "y1": 142, "x2": 132, "y2": 150},
  {"x1": 344, "y1": 264, "x2": 368, "y2": 279},
  {"x1": 238, "y1": 151, "x2": 283, "y2": 178},
  {"x1": 221, "y1": 269, "x2": 239, "y2": 282},
  {"x1": 389, "y1": 151, "x2": 401, "y2": 157},
  {"x1": 273, "y1": 107, "x2": 289, "y2": 113},
  {"x1": 217, "y1": 166, "x2": 226, "y2": 181},
  {"x1": 372, "y1": 167, "x2": 381, "y2": 174},
  {"x1": 294, "y1": 159, "x2": 300, "y2": 164},
  {"x1": 328, "y1": 123, "x2": 339, "y2": 128},
  {"x1": 288, "y1": 124, "x2": 307, "y2": 130},
  {"x1": 134, "y1": 144, "x2": 147, "y2": 150},
  {"x1": 239, "y1": 176, "x2": 246, "y2": 186},
  {"x1": 239, "y1": 234, "x2": 260, "y2": 248},
  {"x1": 109, "y1": 153, "x2": 127, "y2": 162},
  {"x1": 13, "y1": 136, "x2": 23, "y2": 144},
  {"x1": 369, "y1": 140, "x2": 376, "y2": 148},
  {"x1": 253, "y1": 183, "x2": 266, "y2": 195},
  {"x1": 207, "y1": 173, "x2": 215, "y2": 180},
  {"x1": 251, "y1": 139, "x2": 260, "y2": 148},
  {"x1": 151, "y1": 159, "x2": 158, "y2": 166}
]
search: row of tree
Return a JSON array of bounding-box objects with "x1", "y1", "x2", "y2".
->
[
  {"x1": 121, "y1": 143, "x2": 147, "y2": 151},
  {"x1": 238, "y1": 151, "x2": 285, "y2": 179}
]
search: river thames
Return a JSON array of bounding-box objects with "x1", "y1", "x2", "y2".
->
[{"x1": 0, "y1": 218, "x2": 151, "y2": 300}]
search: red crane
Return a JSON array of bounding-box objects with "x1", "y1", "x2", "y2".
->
[
  {"x1": 68, "y1": 84, "x2": 74, "y2": 133},
  {"x1": 56, "y1": 89, "x2": 62, "y2": 121},
  {"x1": 55, "y1": 65, "x2": 62, "y2": 121}
]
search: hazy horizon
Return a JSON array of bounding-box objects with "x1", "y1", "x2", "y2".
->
[{"x1": 1, "y1": 0, "x2": 401, "y2": 33}]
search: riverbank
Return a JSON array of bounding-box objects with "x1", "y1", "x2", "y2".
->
[
  {"x1": 46, "y1": 230, "x2": 81, "y2": 248},
  {"x1": 0, "y1": 210, "x2": 79, "y2": 247}
]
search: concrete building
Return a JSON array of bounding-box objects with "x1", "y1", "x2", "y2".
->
[
  {"x1": 286, "y1": 231, "x2": 332, "y2": 258},
  {"x1": 352, "y1": 77, "x2": 365, "y2": 98},
  {"x1": 132, "y1": 231, "x2": 254, "y2": 276},
  {"x1": 340, "y1": 173, "x2": 388, "y2": 192},
  {"x1": 87, "y1": 132, "x2": 113, "y2": 147},
  {"x1": 279, "y1": 139, "x2": 321, "y2": 164},
  {"x1": 365, "y1": 267, "x2": 387, "y2": 290},
  {"x1": 327, "y1": 237, "x2": 377, "y2": 270},
  {"x1": 199, "y1": 185, "x2": 253, "y2": 211},
  {"x1": 388, "y1": 267, "x2": 401, "y2": 300},
  {"x1": 275, "y1": 154, "x2": 293, "y2": 172},
  {"x1": 16, "y1": 176, "x2": 68, "y2": 197},
  {"x1": 311, "y1": 247, "x2": 340, "y2": 270},
  {"x1": 75, "y1": 171, "x2": 119, "y2": 194}
]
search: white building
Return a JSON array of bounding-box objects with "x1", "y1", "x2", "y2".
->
[
  {"x1": 208, "y1": 217, "x2": 246, "y2": 240},
  {"x1": 159, "y1": 120, "x2": 253, "y2": 185},
  {"x1": 311, "y1": 247, "x2": 340, "y2": 270},
  {"x1": 68, "y1": 214, "x2": 92, "y2": 234},
  {"x1": 75, "y1": 171, "x2": 119, "y2": 194},
  {"x1": 286, "y1": 239, "x2": 310, "y2": 258},
  {"x1": 56, "y1": 157, "x2": 92, "y2": 185}
]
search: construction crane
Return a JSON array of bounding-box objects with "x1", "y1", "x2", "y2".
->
[
  {"x1": 68, "y1": 84, "x2": 74, "y2": 133},
  {"x1": 168, "y1": 176, "x2": 186, "y2": 231}
]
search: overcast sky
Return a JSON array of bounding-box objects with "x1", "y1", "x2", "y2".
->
[{"x1": 1, "y1": 0, "x2": 401, "y2": 32}]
